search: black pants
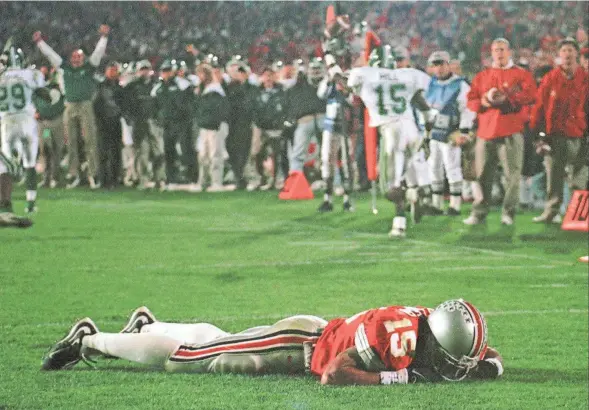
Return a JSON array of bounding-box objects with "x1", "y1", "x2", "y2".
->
[
  {"x1": 163, "y1": 120, "x2": 193, "y2": 183},
  {"x1": 226, "y1": 121, "x2": 252, "y2": 184},
  {"x1": 98, "y1": 117, "x2": 122, "y2": 187}
]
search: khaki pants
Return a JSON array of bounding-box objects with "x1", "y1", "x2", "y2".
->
[
  {"x1": 38, "y1": 116, "x2": 65, "y2": 182},
  {"x1": 137, "y1": 121, "x2": 165, "y2": 184},
  {"x1": 197, "y1": 128, "x2": 225, "y2": 187},
  {"x1": 543, "y1": 136, "x2": 588, "y2": 217},
  {"x1": 164, "y1": 315, "x2": 326, "y2": 374},
  {"x1": 471, "y1": 133, "x2": 523, "y2": 219},
  {"x1": 64, "y1": 100, "x2": 98, "y2": 178}
]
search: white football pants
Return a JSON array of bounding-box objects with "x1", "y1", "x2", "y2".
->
[
  {"x1": 379, "y1": 119, "x2": 430, "y2": 189},
  {"x1": 428, "y1": 139, "x2": 463, "y2": 193},
  {"x1": 82, "y1": 315, "x2": 327, "y2": 374},
  {"x1": 1, "y1": 113, "x2": 39, "y2": 169}
]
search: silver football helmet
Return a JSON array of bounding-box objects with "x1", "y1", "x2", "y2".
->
[{"x1": 426, "y1": 299, "x2": 488, "y2": 381}]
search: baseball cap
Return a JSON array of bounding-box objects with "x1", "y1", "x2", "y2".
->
[{"x1": 428, "y1": 51, "x2": 450, "y2": 65}]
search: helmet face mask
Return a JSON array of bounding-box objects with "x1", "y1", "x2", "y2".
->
[
  {"x1": 425, "y1": 334, "x2": 478, "y2": 381},
  {"x1": 2, "y1": 46, "x2": 26, "y2": 69},
  {"x1": 426, "y1": 299, "x2": 488, "y2": 381}
]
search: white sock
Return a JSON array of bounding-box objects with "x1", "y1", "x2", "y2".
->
[
  {"x1": 324, "y1": 193, "x2": 331, "y2": 202},
  {"x1": 26, "y1": 190, "x2": 37, "y2": 202},
  {"x1": 142, "y1": 322, "x2": 230, "y2": 345},
  {"x1": 82, "y1": 333, "x2": 181, "y2": 367},
  {"x1": 343, "y1": 194, "x2": 349, "y2": 203},
  {"x1": 450, "y1": 195, "x2": 462, "y2": 210},
  {"x1": 432, "y1": 194, "x2": 443, "y2": 209}
]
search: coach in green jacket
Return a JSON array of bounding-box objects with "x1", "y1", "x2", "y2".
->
[{"x1": 33, "y1": 25, "x2": 110, "y2": 189}]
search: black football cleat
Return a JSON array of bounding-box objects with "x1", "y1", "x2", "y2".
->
[
  {"x1": 120, "y1": 306, "x2": 156, "y2": 334},
  {"x1": 41, "y1": 318, "x2": 98, "y2": 371},
  {"x1": 445, "y1": 208, "x2": 461, "y2": 216},
  {"x1": 0, "y1": 212, "x2": 33, "y2": 228},
  {"x1": 343, "y1": 201, "x2": 355, "y2": 212},
  {"x1": 317, "y1": 201, "x2": 334, "y2": 213}
]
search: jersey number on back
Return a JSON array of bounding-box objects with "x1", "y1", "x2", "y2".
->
[
  {"x1": 0, "y1": 84, "x2": 26, "y2": 112},
  {"x1": 375, "y1": 84, "x2": 407, "y2": 116},
  {"x1": 384, "y1": 319, "x2": 417, "y2": 358}
]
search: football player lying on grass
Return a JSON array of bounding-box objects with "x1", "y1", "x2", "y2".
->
[{"x1": 42, "y1": 299, "x2": 503, "y2": 385}]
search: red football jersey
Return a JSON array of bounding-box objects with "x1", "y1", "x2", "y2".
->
[{"x1": 310, "y1": 306, "x2": 433, "y2": 377}]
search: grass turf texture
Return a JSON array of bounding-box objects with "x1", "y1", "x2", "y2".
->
[{"x1": 1, "y1": 188, "x2": 587, "y2": 410}]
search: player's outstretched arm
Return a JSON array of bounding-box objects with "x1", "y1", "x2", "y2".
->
[
  {"x1": 321, "y1": 347, "x2": 381, "y2": 385},
  {"x1": 33, "y1": 31, "x2": 63, "y2": 68},
  {"x1": 89, "y1": 25, "x2": 110, "y2": 67}
]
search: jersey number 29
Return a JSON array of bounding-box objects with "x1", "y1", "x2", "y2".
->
[
  {"x1": 0, "y1": 84, "x2": 26, "y2": 112},
  {"x1": 375, "y1": 84, "x2": 407, "y2": 116}
]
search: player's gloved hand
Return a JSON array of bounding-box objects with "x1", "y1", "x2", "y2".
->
[
  {"x1": 424, "y1": 108, "x2": 439, "y2": 132},
  {"x1": 283, "y1": 120, "x2": 295, "y2": 129},
  {"x1": 469, "y1": 358, "x2": 504, "y2": 380}
]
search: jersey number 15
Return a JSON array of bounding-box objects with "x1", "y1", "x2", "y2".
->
[{"x1": 375, "y1": 84, "x2": 407, "y2": 116}]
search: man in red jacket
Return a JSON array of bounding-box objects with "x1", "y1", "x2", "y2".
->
[
  {"x1": 464, "y1": 38, "x2": 537, "y2": 226},
  {"x1": 530, "y1": 38, "x2": 589, "y2": 223}
]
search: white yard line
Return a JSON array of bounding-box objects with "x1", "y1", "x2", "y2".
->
[
  {"x1": 3, "y1": 309, "x2": 587, "y2": 331},
  {"x1": 431, "y1": 265, "x2": 558, "y2": 272}
]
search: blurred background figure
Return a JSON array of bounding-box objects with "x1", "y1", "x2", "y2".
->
[
  {"x1": 34, "y1": 66, "x2": 65, "y2": 189},
  {"x1": 530, "y1": 38, "x2": 588, "y2": 224},
  {"x1": 33, "y1": 25, "x2": 110, "y2": 189},
  {"x1": 226, "y1": 57, "x2": 256, "y2": 190},
  {"x1": 194, "y1": 63, "x2": 229, "y2": 192},
  {"x1": 94, "y1": 61, "x2": 124, "y2": 189},
  {"x1": 251, "y1": 66, "x2": 287, "y2": 190}
]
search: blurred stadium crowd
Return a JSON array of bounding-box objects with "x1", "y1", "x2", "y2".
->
[{"x1": 0, "y1": 1, "x2": 587, "y2": 223}]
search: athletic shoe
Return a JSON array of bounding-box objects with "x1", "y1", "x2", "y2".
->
[
  {"x1": 317, "y1": 201, "x2": 334, "y2": 213},
  {"x1": 120, "y1": 306, "x2": 156, "y2": 334},
  {"x1": 445, "y1": 208, "x2": 461, "y2": 216},
  {"x1": 463, "y1": 215, "x2": 485, "y2": 225},
  {"x1": 25, "y1": 201, "x2": 37, "y2": 214},
  {"x1": 41, "y1": 318, "x2": 98, "y2": 371},
  {"x1": 343, "y1": 201, "x2": 355, "y2": 212},
  {"x1": 188, "y1": 184, "x2": 203, "y2": 193},
  {"x1": 65, "y1": 175, "x2": 80, "y2": 189},
  {"x1": 389, "y1": 216, "x2": 407, "y2": 238},
  {"x1": 532, "y1": 213, "x2": 562, "y2": 224},
  {"x1": 88, "y1": 176, "x2": 101, "y2": 190},
  {"x1": 501, "y1": 214, "x2": 514, "y2": 226},
  {"x1": 0, "y1": 212, "x2": 33, "y2": 228},
  {"x1": 424, "y1": 205, "x2": 444, "y2": 216}
]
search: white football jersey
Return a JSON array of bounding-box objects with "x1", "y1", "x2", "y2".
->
[
  {"x1": 0, "y1": 68, "x2": 45, "y2": 119},
  {"x1": 348, "y1": 66, "x2": 431, "y2": 127}
]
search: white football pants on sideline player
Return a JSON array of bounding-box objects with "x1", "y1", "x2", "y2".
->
[{"x1": 428, "y1": 139, "x2": 463, "y2": 209}]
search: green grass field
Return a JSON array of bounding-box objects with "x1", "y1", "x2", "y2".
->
[{"x1": 1, "y1": 188, "x2": 587, "y2": 409}]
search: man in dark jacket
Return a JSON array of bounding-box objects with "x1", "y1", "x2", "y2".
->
[
  {"x1": 194, "y1": 63, "x2": 230, "y2": 192},
  {"x1": 252, "y1": 66, "x2": 287, "y2": 189},
  {"x1": 150, "y1": 60, "x2": 194, "y2": 185},
  {"x1": 226, "y1": 65, "x2": 256, "y2": 190},
  {"x1": 123, "y1": 60, "x2": 165, "y2": 189},
  {"x1": 33, "y1": 68, "x2": 65, "y2": 188},
  {"x1": 94, "y1": 62, "x2": 125, "y2": 188},
  {"x1": 285, "y1": 59, "x2": 326, "y2": 174}
]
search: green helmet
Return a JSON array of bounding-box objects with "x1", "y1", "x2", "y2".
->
[
  {"x1": 0, "y1": 46, "x2": 26, "y2": 69},
  {"x1": 426, "y1": 299, "x2": 488, "y2": 381},
  {"x1": 368, "y1": 45, "x2": 396, "y2": 69}
]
